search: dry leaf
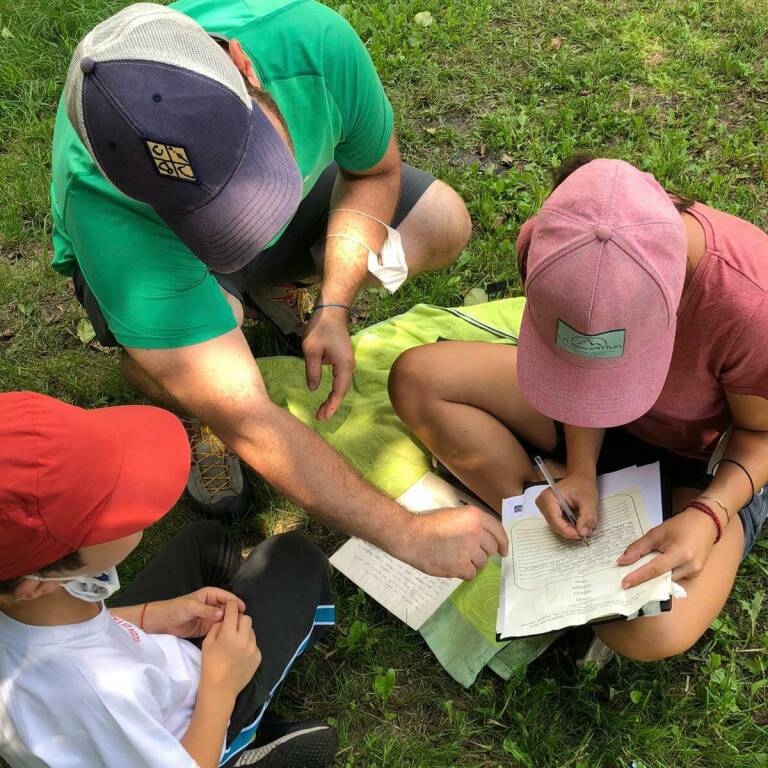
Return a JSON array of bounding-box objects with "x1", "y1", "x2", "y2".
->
[
  {"x1": 0, "y1": 328, "x2": 15, "y2": 341},
  {"x1": 464, "y1": 287, "x2": 489, "y2": 306},
  {"x1": 549, "y1": 36, "x2": 562, "y2": 50},
  {"x1": 42, "y1": 305, "x2": 65, "y2": 325},
  {"x1": 501, "y1": 153, "x2": 515, "y2": 167},
  {"x1": 76, "y1": 318, "x2": 96, "y2": 345}
]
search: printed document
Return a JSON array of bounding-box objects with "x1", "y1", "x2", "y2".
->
[{"x1": 497, "y1": 463, "x2": 672, "y2": 638}]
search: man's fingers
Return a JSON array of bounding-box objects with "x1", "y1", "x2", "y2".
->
[
  {"x1": 304, "y1": 345, "x2": 323, "y2": 391},
  {"x1": 458, "y1": 562, "x2": 477, "y2": 581},
  {"x1": 480, "y1": 514, "x2": 509, "y2": 556},
  {"x1": 478, "y1": 528, "x2": 501, "y2": 557},
  {"x1": 470, "y1": 548, "x2": 488, "y2": 571},
  {"x1": 621, "y1": 553, "x2": 673, "y2": 589},
  {"x1": 318, "y1": 359, "x2": 354, "y2": 421}
]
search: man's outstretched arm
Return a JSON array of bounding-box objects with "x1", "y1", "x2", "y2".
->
[{"x1": 126, "y1": 328, "x2": 507, "y2": 580}]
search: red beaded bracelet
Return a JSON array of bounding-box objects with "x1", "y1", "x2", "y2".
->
[{"x1": 686, "y1": 500, "x2": 722, "y2": 544}]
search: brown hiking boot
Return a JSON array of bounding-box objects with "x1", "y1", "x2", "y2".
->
[{"x1": 182, "y1": 418, "x2": 250, "y2": 517}]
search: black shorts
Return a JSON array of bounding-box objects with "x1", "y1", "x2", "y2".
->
[
  {"x1": 72, "y1": 162, "x2": 436, "y2": 348},
  {"x1": 536, "y1": 424, "x2": 767, "y2": 558}
]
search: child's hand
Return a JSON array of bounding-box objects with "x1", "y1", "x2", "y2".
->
[
  {"x1": 146, "y1": 588, "x2": 246, "y2": 638},
  {"x1": 200, "y1": 600, "x2": 261, "y2": 698},
  {"x1": 617, "y1": 508, "x2": 717, "y2": 588},
  {"x1": 536, "y1": 473, "x2": 598, "y2": 539}
]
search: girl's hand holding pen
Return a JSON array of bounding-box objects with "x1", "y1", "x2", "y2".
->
[{"x1": 535, "y1": 469, "x2": 599, "y2": 541}]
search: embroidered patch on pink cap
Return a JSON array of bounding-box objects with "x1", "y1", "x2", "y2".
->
[{"x1": 516, "y1": 159, "x2": 687, "y2": 428}]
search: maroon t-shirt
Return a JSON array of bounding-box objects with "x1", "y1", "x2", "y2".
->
[
  {"x1": 626, "y1": 203, "x2": 768, "y2": 460},
  {"x1": 627, "y1": 203, "x2": 768, "y2": 461}
]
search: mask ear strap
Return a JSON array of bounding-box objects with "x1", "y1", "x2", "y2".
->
[
  {"x1": 516, "y1": 216, "x2": 536, "y2": 288},
  {"x1": 23, "y1": 574, "x2": 64, "y2": 583}
]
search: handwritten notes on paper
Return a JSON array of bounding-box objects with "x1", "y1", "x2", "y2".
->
[
  {"x1": 330, "y1": 473, "x2": 490, "y2": 630},
  {"x1": 330, "y1": 535, "x2": 460, "y2": 629}
]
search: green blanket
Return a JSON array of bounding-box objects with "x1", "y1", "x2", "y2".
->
[{"x1": 257, "y1": 298, "x2": 560, "y2": 686}]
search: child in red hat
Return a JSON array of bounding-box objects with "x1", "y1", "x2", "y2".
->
[{"x1": 0, "y1": 392, "x2": 336, "y2": 768}]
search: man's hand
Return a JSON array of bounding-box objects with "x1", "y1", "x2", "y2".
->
[
  {"x1": 144, "y1": 588, "x2": 245, "y2": 638},
  {"x1": 617, "y1": 508, "x2": 718, "y2": 588},
  {"x1": 394, "y1": 506, "x2": 509, "y2": 580},
  {"x1": 536, "y1": 473, "x2": 598, "y2": 540},
  {"x1": 303, "y1": 308, "x2": 355, "y2": 421},
  {"x1": 200, "y1": 600, "x2": 261, "y2": 698}
]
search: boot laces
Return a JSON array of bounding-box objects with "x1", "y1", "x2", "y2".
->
[
  {"x1": 183, "y1": 420, "x2": 234, "y2": 496},
  {"x1": 272, "y1": 285, "x2": 315, "y2": 324}
]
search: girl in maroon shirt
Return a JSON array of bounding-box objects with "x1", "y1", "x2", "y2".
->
[{"x1": 389, "y1": 156, "x2": 768, "y2": 661}]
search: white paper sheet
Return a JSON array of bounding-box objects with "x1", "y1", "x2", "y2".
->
[
  {"x1": 497, "y1": 463, "x2": 671, "y2": 638},
  {"x1": 330, "y1": 473, "x2": 491, "y2": 629}
]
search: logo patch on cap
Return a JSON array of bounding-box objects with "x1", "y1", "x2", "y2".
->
[
  {"x1": 556, "y1": 320, "x2": 625, "y2": 359},
  {"x1": 144, "y1": 140, "x2": 197, "y2": 183}
]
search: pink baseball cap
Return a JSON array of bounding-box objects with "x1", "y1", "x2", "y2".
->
[{"x1": 516, "y1": 159, "x2": 687, "y2": 428}]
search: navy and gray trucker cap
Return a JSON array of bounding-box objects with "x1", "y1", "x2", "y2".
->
[{"x1": 64, "y1": 3, "x2": 301, "y2": 273}]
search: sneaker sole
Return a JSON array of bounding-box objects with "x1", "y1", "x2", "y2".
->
[
  {"x1": 234, "y1": 725, "x2": 338, "y2": 767},
  {"x1": 185, "y1": 479, "x2": 252, "y2": 518}
]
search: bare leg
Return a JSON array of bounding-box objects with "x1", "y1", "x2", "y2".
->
[
  {"x1": 595, "y1": 487, "x2": 745, "y2": 661},
  {"x1": 121, "y1": 352, "x2": 188, "y2": 413},
  {"x1": 387, "y1": 179, "x2": 472, "y2": 275},
  {"x1": 388, "y1": 341, "x2": 558, "y2": 512}
]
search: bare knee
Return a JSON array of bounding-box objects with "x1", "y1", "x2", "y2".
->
[
  {"x1": 388, "y1": 346, "x2": 434, "y2": 424},
  {"x1": 431, "y1": 181, "x2": 472, "y2": 267},
  {"x1": 120, "y1": 352, "x2": 146, "y2": 393},
  {"x1": 597, "y1": 623, "x2": 702, "y2": 662},
  {"x1": 403, "y1": 181, "x2": 472, "y2": 272}
]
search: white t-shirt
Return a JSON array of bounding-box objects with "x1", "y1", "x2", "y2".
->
[{"x1": 0, "y1": 605, "x2": 208, "y2": 767}]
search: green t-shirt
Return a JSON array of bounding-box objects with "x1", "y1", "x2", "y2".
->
[{"x1": 50, "y1": 0, "x2": 394, "y2": 348}]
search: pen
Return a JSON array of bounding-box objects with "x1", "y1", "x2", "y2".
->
[{"x1": 534, "y1": 455, "x2": 590, "y2": 546}]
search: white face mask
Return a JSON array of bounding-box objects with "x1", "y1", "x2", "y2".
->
[
  {"x1": 366, "y1": 225, "x2": 408, "y2": 294},
  {"x1": 325, "y1": 209, "x2": 410, "y2": 294},
  {"x1": 24, "y1": 567, "x2": 121, "y2": 603}
]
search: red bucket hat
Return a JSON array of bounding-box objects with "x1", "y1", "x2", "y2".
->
[
  {"x1": 516, "y1": 159, "x2": 687, "y2": 428},
  {"x1": 0, "y1": 393, "x2": 190, "y2": 580}
]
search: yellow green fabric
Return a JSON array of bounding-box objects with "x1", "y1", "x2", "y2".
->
[
  {"x1": 50, "y1": 0, "x2": 393, "y2": 349},
  {"x1": 258, "y1": 298, "x2": 561, "y2": 686}
]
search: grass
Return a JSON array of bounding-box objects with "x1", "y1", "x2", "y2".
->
[{"x1": 1, "y1": 0, "x2": 768, "y2": 766}]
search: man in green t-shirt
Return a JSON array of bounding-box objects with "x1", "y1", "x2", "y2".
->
[{"x1": 52, "y1": 2, "x2": 508, "y2": 580}]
